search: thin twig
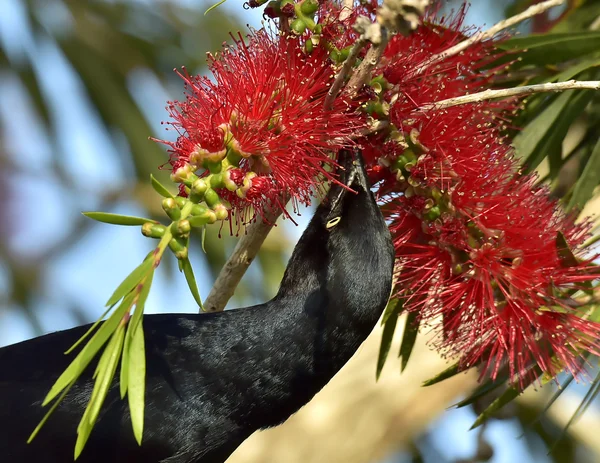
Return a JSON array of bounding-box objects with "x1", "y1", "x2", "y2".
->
[
  {"x1": 325, "y1": 37, "x2": 368, "y2": 110},
  {"x1": 339, "y1": 0, "x2": 354, "y2": 22},
  {"x1": 415, "y1": 0, "x2": 565, "y2": 75},
  {"x1": 419, "y1": 80, "x2": 600, "y2": 111},
  {"x1": 202, "y1": 204, "x2": 286, "y2": 312},
  {"x1": 345, "y1": 27, "x2": 389, "y2": 98}
]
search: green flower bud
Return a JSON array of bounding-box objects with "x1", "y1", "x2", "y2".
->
[
  {"x1": 175, "y1": 196, "x2": 187, "y2": 208},
  {"x1": 305, "y1": 38, "x2": 314, "y2": 54},
  {"x1": 141, "y1": 223, "x2": 166, "y2": 239},
  {"x1": 300, "y1": 0, "x2": 318, "y2": 15},
  {"x1": 171, "y1": 163, "x2": 193, "y2": 183},
  {"x1": 191, "y1": 204, "x2": 209, "y2": 216},
  {"x1": 170, "y1": 219, "x2": 191, "y2": 237},
  {"x1": 204, "y1": 159, "x2": 223, "y2": 174},
  {"x1": 162, "y1": 198, "x2": 181, "y2": 221},
  {"x1": 192, "y1": 178, "x2": 208, "y2": 197},
  {"x1": 210, "y1": 173, "x2": 225, "y2": 190},
  {"x1": 213, "y1": 204, "x2": 229, "y2": 221},
  {"x1": 188, "y1": 211, "x2": 217, "y2": 227},
  {"x1": 329, "y1": 48, "x2": 342, "y2": 63},
  {"x1": 204, "y1": 188, "x2": 221, "y2": 208},
  {"x1": 424, "y1": 206, "x2": 441, "y2": 221},
  {"x1": 168, "y1": 237, "x2": 188, "y2": 260},
  {"x1": 291, "y1": 18, "x2": 307, "y2": 35}
]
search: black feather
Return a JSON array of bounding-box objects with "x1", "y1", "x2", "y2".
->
[{"x1": 0, "y1": 150, "x2": 394, "y2": 463}]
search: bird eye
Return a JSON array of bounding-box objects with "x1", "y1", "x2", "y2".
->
[{"x1": 326, "y1": 217, "x2": 341, "y2": 229}]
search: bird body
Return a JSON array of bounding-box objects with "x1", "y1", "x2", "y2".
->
[{"x1": 0, "y1": 150, "x2": 394, "y2": 462}]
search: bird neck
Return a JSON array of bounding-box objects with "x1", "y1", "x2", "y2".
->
[{"x1": 275, "y1": 186, "x2": 394, "y2": 363}]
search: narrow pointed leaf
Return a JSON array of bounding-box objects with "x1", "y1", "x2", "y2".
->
[
  {"x1": 74, "y1": 324, "x2": 126, "y2": 459},
  {"x1": 568, "y1": 136, "x2": 600, "y2": 211},
  {"x1": 105, "y1": 257, "x2": 153, "y2": 307},
  {"x1": 381, "y1": 298, "x2": 401, "y2": 326},
  {"x1": 182, "y1": 258, "x2": 204, "y2": 310},
  {"x1": 28, "y1": 380, "x2": 76, "y2": 443},
  {"x1": 88, "y1": 325, "x2": 126, "y2": 426},
  {"x1": 65, "y1": 304, "x2": 114, "y2": 354},
  {"x1": 514, "y1": 91, "x2": 572, "y2": 170},
  {"x1": 150, "y1": 174, "x2": 174, "y2": 198},
  {"x1": 454, "y1": 374, "x2": 508, "y2": 408},
  {"x1": 120, "y1": 331, "x2": 130, "y2": 399},
  {"x1": 376, "y1": 310, "x2": 399, "y2": 380},
  {"x1": 83, "y1": 212, "x2": 158, "y2": 226},
  {"x1": 43, "y1": 293, "x2": 134, "y2": 405},
  {"x1": 422, "y1": 362, "x2": 462, "y2": 386},
  {"x1": 471, "y1": 367, "x2": 542, "y2": 430},
  {"x1": 399, "y1": 311, "x2": 419, "y2": 372},
  {"x1": 557, "y1": 370, "x2": 600, "y2": 439},
  {"x1": 201, "y1": 226, "x2": 207, "y2": 253},
  {"x1": 122, "y1": 270, "x2": 154, "y2": 398},
  {"x1": 543, "y1": 56, "x2": 600, "y2": 84},
  {"x1": 496, "y1": 31, "x2": 600, "y2": 67},
  {"x1": 470, "y1": 387, "x2": 521, "y2": 430},
  {"x1": 556, "y1": 231, "x2": 579, "y2": 268},
  {"x1": 205, "y1": 0, "x2": 227, "y2": 15},
  {"x1": 128, "y1": 322, "x2": 146, "y2": 445},
  {"x1": 529, "y1": 372, "x2": 576, "y2": 428}
]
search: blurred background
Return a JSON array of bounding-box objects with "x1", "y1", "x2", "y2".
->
[{"x1": 1, "y1": 0, "x2": 600, "y2": 462}]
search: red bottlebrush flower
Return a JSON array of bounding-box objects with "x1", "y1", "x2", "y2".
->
[
  {"x1": 367, "y1": 7, "x2": 600, "y2": 388},
  {"x1": 156, "y1": 29, "x2": 363, "y2": 222}
]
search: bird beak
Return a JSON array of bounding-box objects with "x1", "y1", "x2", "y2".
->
[{"x1": 327, "y1": 150, "x2": 370, "y2": 212}]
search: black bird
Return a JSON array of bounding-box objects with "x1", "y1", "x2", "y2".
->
[{"x1": 0, "y1": 150, "x2": 394, "y2": 463}]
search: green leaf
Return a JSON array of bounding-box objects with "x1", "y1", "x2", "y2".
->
[
  {"x1": 556, "y1": 231, "x2": 594, "y2": 295},
  {"x1": 130, "y1": 270, "x2": 154, "y2": 335},
  {"x1": 470, "y1": 367, "x2": 542, "y2": 429},
  {"x1": 43, "y1": 292, "x2": 134, "y2": 405},
  {"x1": 75, "y1": 324, "x2": 126, "y2": 459},
  {"x1": 544, "y1": 56, "x2": 600, "y2": 84},
  {"x1": 422, "y1": 362, "x2": 462, "y2": 386},
  {"x1": 204, "y1": 0, "x2": 227, "y2": 15},
  {"x1": 514, "y1": 91, "x2": 572, "y2": 166},
  {"x1": 201, "y1": 226, "x2": 207, "y2": 253},
  {"x1": 64, "y1": 304, "x2": 114, "y2": 355},
  {"x1": 515, "y1": 90, "x2": 594, "y2": 173},
  {"x1": 398, "y1": 311, "x2": 419, "y2": 372},
  {"x1": 120, "y1": 328, "x2": 130, "y2": 399},
  {"x1": 556, "y1": 231, "x2": 579, "y2": 268},
  {"x1": 122, "y1": 269, "x2": 154, "y2": 398},
  {"x1": 150, "y1": 174, "x2": 174, "y2": 198},
  {"x1": 28, "y1": 380, "x2": 76, "y2": 443},
  {"x1": 181, "y1": 258, "x2": 204, "y2": 310},
  {"x1": 87, "y1": 325, "x2": 126, "y2": 426},
  {"x1": 546, "y1": 90, "x2": 595, "y2": 178},
  {"x1": 128, "y1": 321, "x2": 146, "y2": 445},
  {"x1": 83, "y1": 212, "x2": 158, "y2": 226},
  {"x1": 470, "y1": 386, "x2": 520, "y2": 430},
  {"x1": 454, "y1": 374, "x2": 508, "y2": 408},
  {"x1": 497, "y1": 31, "x2": 600, "y2": 67},
  {"x1": 568, "y1": 136, "x2": 600, "y2": 211},
  {"x1": 553, "y1": 367, "x2": 600, "y2": 441},
  {"x1": 381, "y1": 298, "x2": 401, "y2": 326},
  {"x1": 376, "y1": 306, "x2": 400, "y2": 380},
  {"x1": 106, "y1": 257, "x2": 153, "y2": 307}
]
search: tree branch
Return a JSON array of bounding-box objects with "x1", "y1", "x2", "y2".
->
[
  {"x1": 202, "y1": 204, "x2": 286, "y2": 312},
  {"x1": 419, "y1": 80, "x2": 600, "y2": 111},
  {"x1": 415, "y1": 0, "x2": 565, "y2": 75}
]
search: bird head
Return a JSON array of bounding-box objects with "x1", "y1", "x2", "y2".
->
[{"x1": 277, "y1": 149, "x2": 394, "y2": 304}]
